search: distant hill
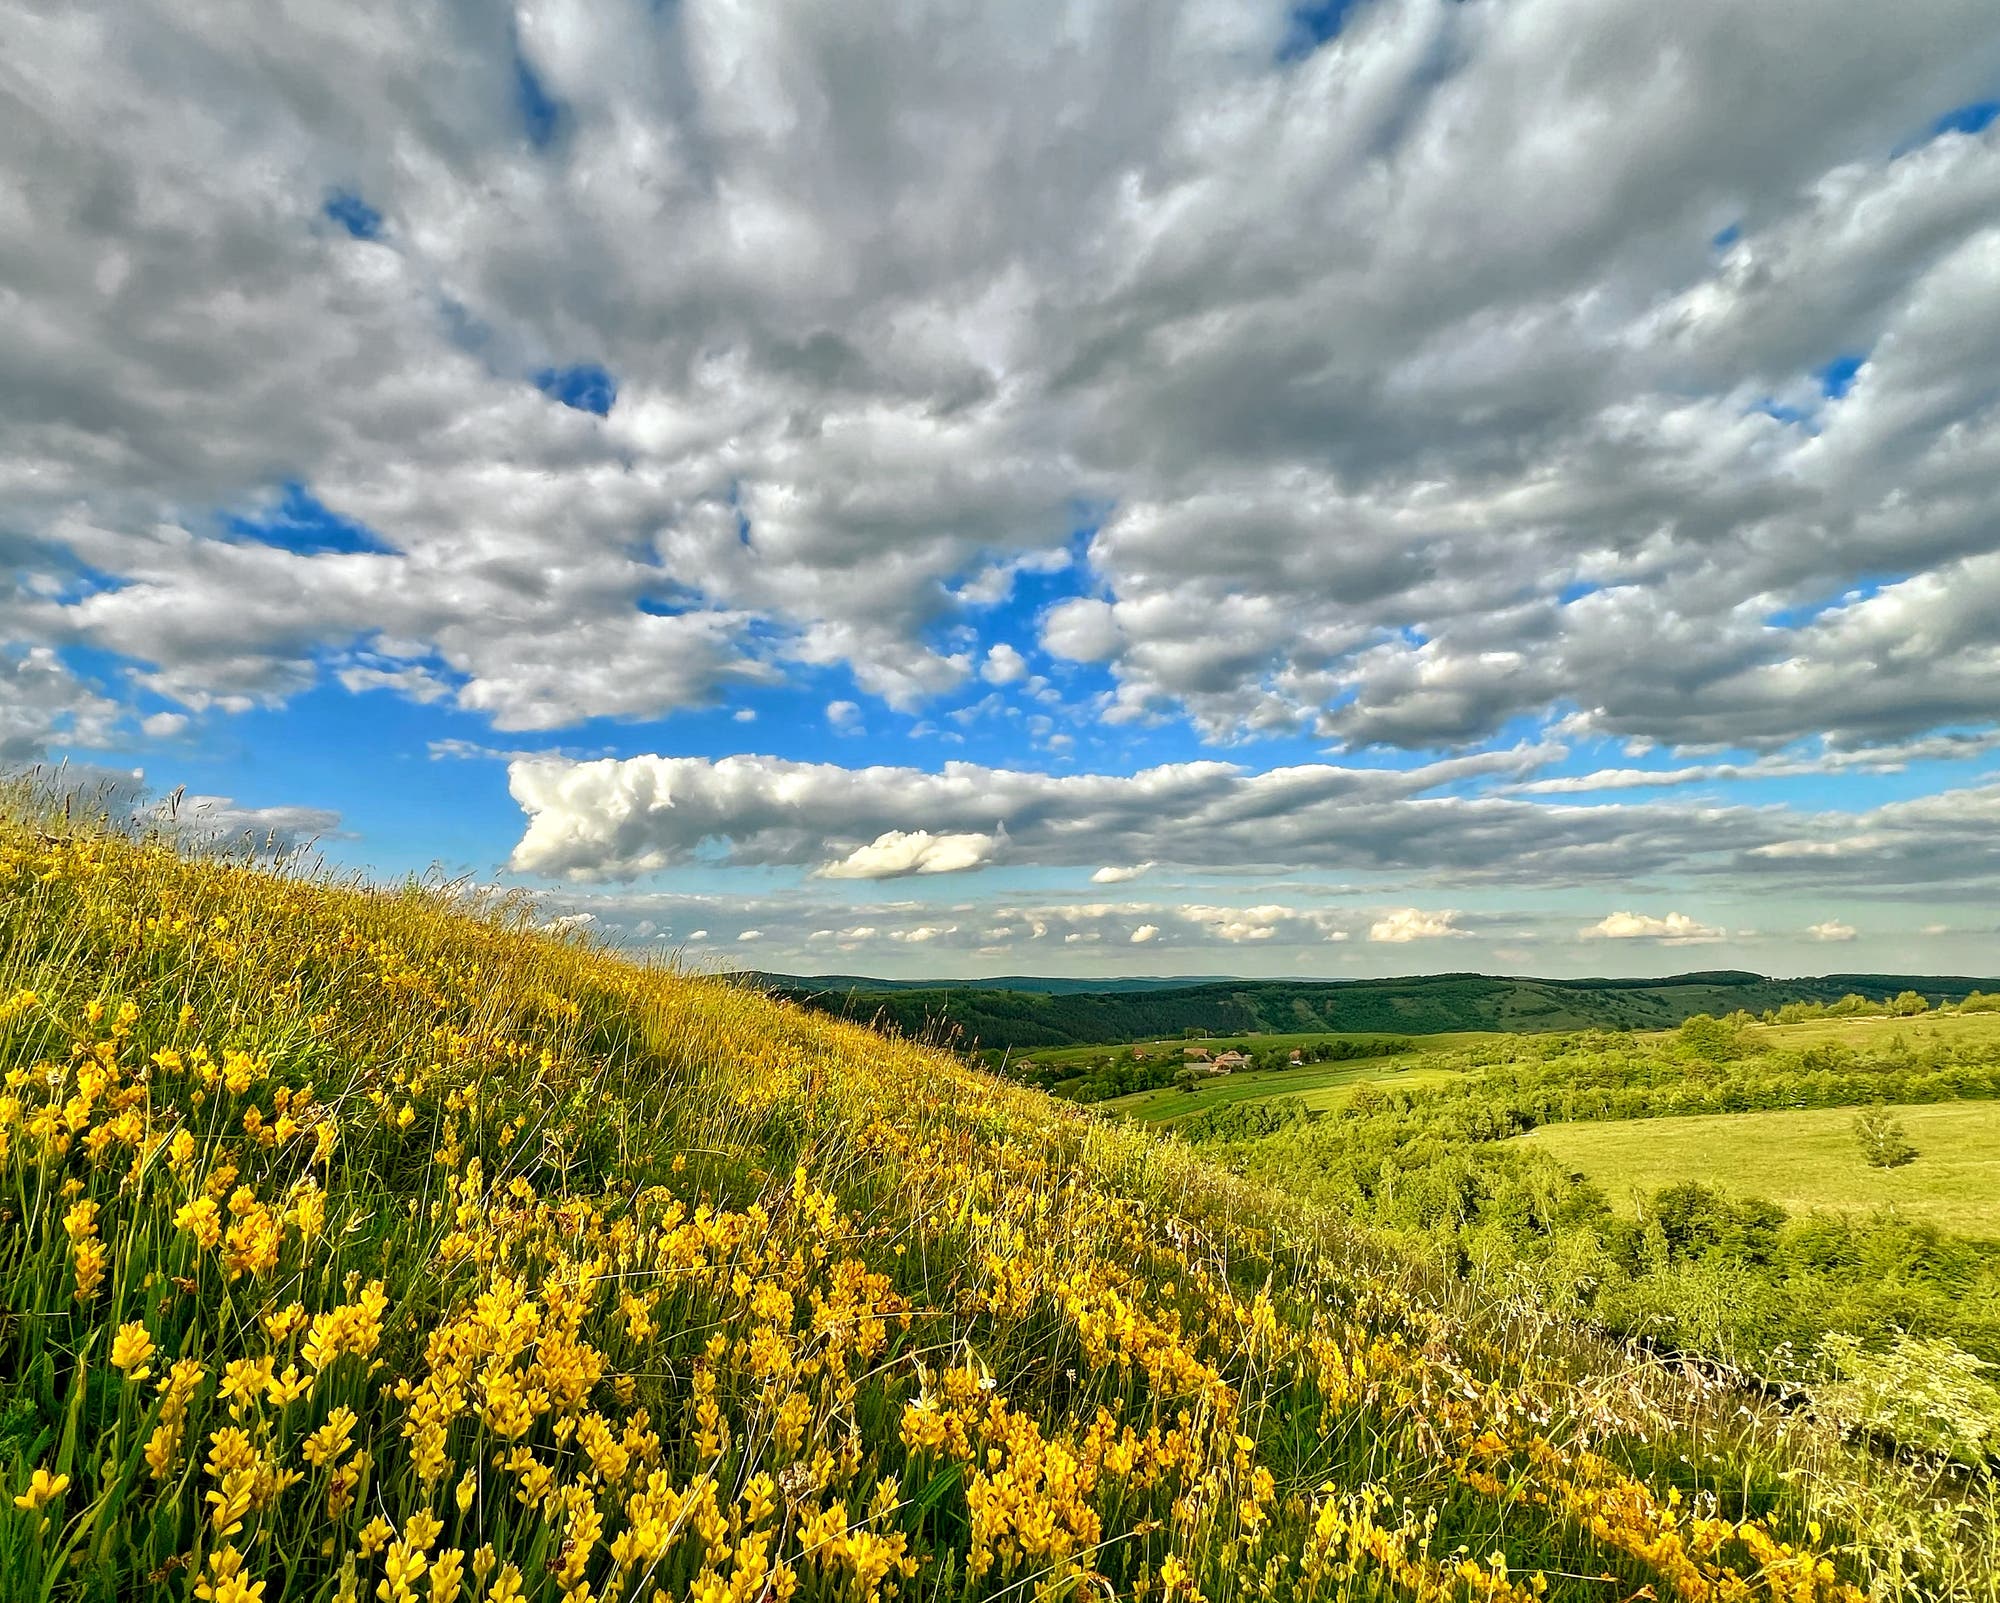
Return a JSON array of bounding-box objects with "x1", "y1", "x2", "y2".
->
[
  {"x1": 759, "y1": 969, "x2": 2000, "y2": 1052},
  {"x1": 746, "y1": 971, "x2": 1231, "y2": 995}
]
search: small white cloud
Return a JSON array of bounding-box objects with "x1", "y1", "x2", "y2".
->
[
  {"x1": 1130, "y1": 923, "x2": 1160, "y2": 943},
  {"x1": 1368, "y1": 908, "x2": 1465, "y2": 943},
  {"x1": 733, "y1": 708, "x2": 757, "y2": 722},
  {"x1": 1581, "y1": 911, "x2": 1722, "y2": 943},
  {"x1": 1039, "y1": 597, "x2": 1120, "y2": 662},
  {"x1": 1091, "y1": 862, "x2": 1154, "y2": 884},
  {"x1": 141, "y1": 711, "x2": 189, "y2": 738},
  {"x1": 1182, "y1": 903, "x2": 1294, "y2": 942},
  {"x1": 1807, "y1": 919, "x2": 1858, "y2": 942},
  {"x1": 736, "y1": 929, "x2": 763, "y2": 942},
  {"x1": 336, "y1": 664, "x2": 452, "y2": 703},
  {"x1": 816, "y1": 828, "x2": 1000, "y2": 880},
  {"x1": 826, "y1": 700, "x2": 861, "y2": 731},
  {"x1": 687, "y1": 929, "x2": 708, "y2": 941},
  {"x1": 981, "y1": 643, "x2": 1029, "y2": 685}
]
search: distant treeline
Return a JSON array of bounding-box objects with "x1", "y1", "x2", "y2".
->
[{"x1": 763, "y1": 969, "x2": 2000, "y2": 1051}]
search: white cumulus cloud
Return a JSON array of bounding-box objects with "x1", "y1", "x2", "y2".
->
[
  {"x1": 1368, "y1": 908, "x2": 1466, "y2": 943},
  {"x1": 815, "y1": 829, "x2": 1001, "y2": 881},
  {"x1": 1581, "y1": 911, "x2": 1722, "y2": 943}
]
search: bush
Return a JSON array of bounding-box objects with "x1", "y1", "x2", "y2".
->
[{"x1": 1854, "y1": 1106, "x2": 1919, "y2": 1168}]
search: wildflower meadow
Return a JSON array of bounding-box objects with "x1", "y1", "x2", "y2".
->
[{"x1": 1, "y1": 787, "x2": 1992, "y2": 1602}]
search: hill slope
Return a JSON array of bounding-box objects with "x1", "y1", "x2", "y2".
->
[
  {"x1": 766, "y1": 969, "x2": 1999, "y2": 1050},
  {"x1": 0, "y1": 796, "x2": 1939, "y2": 1600}
]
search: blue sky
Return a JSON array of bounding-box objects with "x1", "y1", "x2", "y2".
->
[{"x1": 7, "y1": 0, "x2": 2000, "y2": 978}]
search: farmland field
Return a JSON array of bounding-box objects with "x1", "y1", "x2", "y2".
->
[
  {"x1": 1100, "y1": 1056, "x2": 1476, "y2": 1122},
  {"x1": 1520, "y1": 1099, "x2": 2000, "y2": 1239},
  {"x1": 1745, "y1": 1010, "x2": 2000, "y2": 1054},
  {"x1": 1009, "y1": 1026, "x2": 1475, "y2": 1073}
]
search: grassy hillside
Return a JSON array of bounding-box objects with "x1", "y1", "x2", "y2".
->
[
  {"x1": 769, "y1": 970, "x2": 2000, "y2": 1052},
  {"x1": 0, "y1": 793, "x2": 1977, "y2": 1600},
  {"x1": 1522, "y1": 1100, "x2": 2000, "y2": 1240}
]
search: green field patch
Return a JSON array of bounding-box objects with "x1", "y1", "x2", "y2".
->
[
  {"x1": 1098, "y1": 1039, "x2": 1492, "y2": 1123},
  {"x1": 1019, "y1": 1027, "x2": 1443, "y2": 1073},
  {"x1": 1746, "y1": 1011, "x2": 2000, "y2": 1054},
  {"x1": 1519, "y1": 1100, "x2": 2000, "y2": 1240}
]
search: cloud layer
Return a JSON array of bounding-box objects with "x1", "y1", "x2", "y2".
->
[
  {"x1": 507, "y1": 751, "x2": 2000, "y2": 899},
  {"x1": 2, "y1": 0, "x2": 1998, "y2": 761}
]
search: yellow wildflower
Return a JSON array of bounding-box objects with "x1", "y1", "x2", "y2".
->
[
  {"x1": 13, "y1": 1467, "x2": 69, "y2": 1510},
  {"x1": 110, "y1": 1320, "x2": 156, "y2": 1382}
]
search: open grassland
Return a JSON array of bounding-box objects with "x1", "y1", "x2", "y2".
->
[
  {"x1": 1521, "y1": 1101, "x2": 2000, "y2": 1239},
  {"x1": 1018, "y1": 1030, "x2": 1488, "y2": 1075},
  {"x1": 1747, "y1": 1012, "x2": 2000, "y2": 1055},
  {"x1": 0, "y1": 795, "x2": 1991, "y2": 1601},
  {"x1": 1102, "y1": 1060, "x2": 1475, "y2": 1124}
]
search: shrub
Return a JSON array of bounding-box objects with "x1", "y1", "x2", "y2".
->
[{"x1": 1854, "y1": 1106, "x2": 1919, "y2": 1168}]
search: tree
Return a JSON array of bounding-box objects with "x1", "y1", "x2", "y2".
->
[
  {"x1": 1853, "y1": 1106, "x2": 1917, "y2": 1169},
  {"x1": 1676, "y1": 1012, "x2": 1741, "y2": 1063}
]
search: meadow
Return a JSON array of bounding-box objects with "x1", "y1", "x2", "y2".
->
[
  {"x1": 1748, "y1": 1012, "x2": 2000, "y2": 1055},
  {"x1": 1521, "y1": 1100, "x2": 2000, "y2": 1240},
  {"x1": 1101, "y1": 1061, "x2": 1474, "y2": 1123},
  {"x1": 5, "y1": 790, "x2": 1988, "y2": 1599},
  {"x1": 1008, "y1": 1031, "x2": 1466, "y2": 1075}
]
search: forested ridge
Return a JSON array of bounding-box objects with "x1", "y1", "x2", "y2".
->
[{"x1": 764, "y1": 968, "x2": 2000, "y2": 1050}]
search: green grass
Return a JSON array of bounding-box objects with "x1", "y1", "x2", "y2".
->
[
  {"x1": 1098, "y1": 1043, "x2": 1490, "y2": 1124},
  {"x1": 1747, "y1": 1011, "x2": 2000, "y2": 1054},
  {"x1": 1520, "y1": 1101, "x2": 2000, "y2": 1239},
  {"x1": 1017, "y1": 1027, "x2": 1458, "y2": 1073}
]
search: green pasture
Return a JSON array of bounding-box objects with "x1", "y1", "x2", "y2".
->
[
  {"x1": 1745, "y1": 1010, "x2": 2000, "y2": 1054},
  {"x1": 1520, "y1": 1099, "x2": 2000, "y2": 1240},
  {"x1": 1098, "y1": 1045, "x2": 1488, "y2": 1124},
  {"x1": 1013, "y1": 1026, "x2": 1458, "y2": 1073}
]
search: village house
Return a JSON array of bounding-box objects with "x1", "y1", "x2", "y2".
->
[
  {"x1": 1182, "y1": 1046, "x2": 1211, "y2": 1062},
  {"x1": 1211, "y1": 1050, "x2": 1251, "y2": 1072}
]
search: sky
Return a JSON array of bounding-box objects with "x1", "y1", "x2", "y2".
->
[{"x1": 6, "y1": 0, "x2": 2000, "y2": 982}]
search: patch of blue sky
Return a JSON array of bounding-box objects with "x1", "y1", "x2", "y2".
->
[
  {"x1": 1753, "y1": 397, "x2": 1816, "y2": 430},
  {"x1": 126, "y1": 684, "x2": 548, "y2": 879},
  {"x1": 514, "y1": 51, "x2": 565, "y2": 148},
  {"x1": 1931, "y1": 99, "x2": 2000, "y2": 139},
  {"x1": 323, "y1": 190, "x2": 383, "y2": 240},
  {"x1": 1710, "y1": 221, "x2": 1742, "y2": 250},
  {"x1": 1557, "y1": 580, "x2": 1604, "y2": 605},
  {"x1": 32, "y1": 555, "x2": 129, "y2": 605},
  {"x1": 1816, "y1": 352, "x2": 1866, "y2": 399},
  {"x1": 534, "y1": 363, "x2": 617, "y2": 415},
  {"x1": 223, "y1": 483, "x2": 397, "y2": 556},
  {"x1": 1763, "y1": 573, "x2": 1904, "y2": 629},
  {"x1": 1277, "y1": 0, "x2": 1364, "y2": 63},
  {"x1": 1892, "y1": 97, "x2": 2000, "y2": 159}
]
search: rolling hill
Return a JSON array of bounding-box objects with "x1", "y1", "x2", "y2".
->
[{"x1": 761, "y1": 969, "x2": 2000, "y2": 1050}]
